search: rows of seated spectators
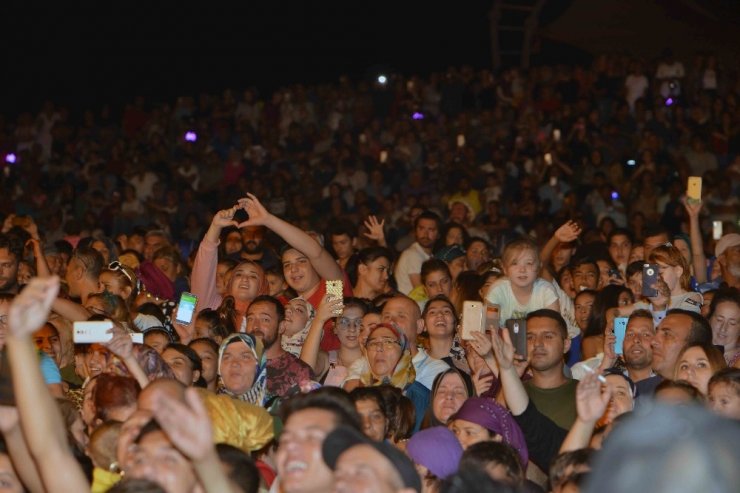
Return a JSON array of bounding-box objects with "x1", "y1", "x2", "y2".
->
[{"x1": 0, "y1": 48, "x2": 737, "y2": 493}]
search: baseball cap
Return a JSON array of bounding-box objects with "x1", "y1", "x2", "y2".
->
[
  {"x1": 435, "y1": 244, "x2": 466, "y2": 262},
  {"x1": 715, "y1": 233, "x2": 740, "y2": 257},
  {"x1": 322, "y1": 425, "x2": 422, "y2": 492}
]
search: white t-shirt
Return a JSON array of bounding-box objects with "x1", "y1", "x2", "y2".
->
[
  {"x1": 394, "y1": 242, "x2": 431, "y2": 295},
  {"x1": 634, "y1": 291, "x2": 703, "y2": 326},
  {"x1": 486, "y1": 277, "x2": 559, "y2": 323},
  {"x1": 553, "y1": 280, "x2": 580, "y2": 339},
  {"x1": 625, "y1": 74, "x2": 649, "y2": 109}
]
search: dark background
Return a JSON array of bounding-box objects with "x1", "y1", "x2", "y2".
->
[{"x1": 1, "y1": 1, "x2": 582, "y2": 118}]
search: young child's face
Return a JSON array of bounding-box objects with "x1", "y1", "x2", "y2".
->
[
  {"x1": 504, "y1": 248, "x2": 539, "y2": 289},
  {"x1": 708, "y1": 382, "x2": 740, "y2": 420}
]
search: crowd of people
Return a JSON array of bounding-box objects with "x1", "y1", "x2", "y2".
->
[{"x1": 0, "y1": 48, "x2": 738, "y2": 493}]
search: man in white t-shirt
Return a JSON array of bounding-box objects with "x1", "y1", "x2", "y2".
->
[{"x1": 394, "y1": 211, "x2": 441, "y2": 295}]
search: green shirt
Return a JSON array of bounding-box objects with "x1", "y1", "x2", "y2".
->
[{"x1": 524, "y1": 378, "x2": 578, "y2": 430}]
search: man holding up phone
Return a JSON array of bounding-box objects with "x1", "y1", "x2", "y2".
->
[{"x1": 600, "y1": 310, "x2": 662, "y2": 397}]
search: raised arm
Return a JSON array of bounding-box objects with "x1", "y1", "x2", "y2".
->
[
  {"x1": 28, "y1": 236, "x2": 51, "y2": 278},
  {"x1": 362, "y1": 216, "x2": 387, "y2": 247},
  {"x1": 191, "y1": 207, "x2": 240, "y2": 311},
  {"x1": 559, "y1": 372, "x2": 611, "y2": 453},
  {"x1": 105, "y1": 324, "x2": 149, "y2": 388},
  {"x1": 683, "y1": 198, "x2": 707, "y2": 283},
  {"x1": 51, "y1": 297, "x2": 92, "y2": 321},
  {"x1": 300, "y1": 294, "x2": 341, "y2": 375},
  {"x1": 152, "y1": 387, "x2": 238, "y2": 493},
  {"x1": 539, "y1": 220, "x2": 581, "y2": 281},
  {"x1": 239, "y1": 194, "x2": 342, "y2": 280},
  {"x1": 490, "y1": 327, "x2": 529, "y2": 415},
  {"x1": 0, "y1": 406, "x2": 45, "y2": 493},
  {"x1": 7, "y1": 276, "x2": 90, "y2": 492}
]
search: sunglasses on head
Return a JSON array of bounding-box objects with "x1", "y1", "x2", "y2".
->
[{"x1": 108, "y1": 261, "x2": 135, "y2": 286}]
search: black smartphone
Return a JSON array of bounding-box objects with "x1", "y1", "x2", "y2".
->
[
  {"x1": 505, "y1": 318, "x2": 527, "y2": 358},
  {"x1": 642, "y1": 264, "x2": 659, "y2": 297}
]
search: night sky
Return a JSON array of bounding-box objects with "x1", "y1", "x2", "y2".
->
[{"x1": 3, "y1": 1, "x2": 507, "y2": 118}]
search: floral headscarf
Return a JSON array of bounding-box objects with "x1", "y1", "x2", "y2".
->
[
  {"x1": 281, "y1": 297, "x2": 316, "y2": 357},
  {"x1": 360, "y1": 323, "x2": 416, "y2": 390},
  {"x1": 217, "y1": 333, "x2": 268, "y2": 407}
]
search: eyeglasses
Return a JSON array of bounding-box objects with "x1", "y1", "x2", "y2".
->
[
  {"x1": 108, "y1": 261, "x2": 135, "y2": 286},
  {"x1": 0, "y1": 315, "x2": 7, "y2": 326},
  {"x1": 337, "y1": 317, "x2": 363, "y2": 332},
  {"x1": 365, "y1": 338, "x2": 401, "y2": 352}
]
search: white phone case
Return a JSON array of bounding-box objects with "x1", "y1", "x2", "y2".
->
[{"x1": 73, "y1": 321, "x2": 143, "y2": 344}]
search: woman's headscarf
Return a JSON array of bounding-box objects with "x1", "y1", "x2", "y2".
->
[
  {"x1": 217, "y1": 333, "x2": 268, "y2": 407},
  {"x1": 281, "y1": 297, "x2": 317, "y2": 357},
  {"x1": 451, "y1": 397, "x2": 529, "y2": 467},
  {"x1": 360, "y1": 323, "x2": 415, "y2": 390},
  {"x1": 421, "y1": 367, "x2": 475, "y2": 428}
]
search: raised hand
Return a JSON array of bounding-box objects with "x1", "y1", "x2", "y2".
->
[
  {"x1": 211, "y1": 205, "x2": 240, "y2": 229},
  {"x1": 171, "y1": 305, "x2": 195, "y2": 345},
  {"x1": 649, "y1": 277, "x2": 670, "y2": 309},
  {"x1": 554, "y1": 220, "x2": 582, "y2": 243},
  {"x1": 316, "y1": 293, "x2": 343, "y2": 324},
  {"x1": 682, "y1": 196, "x2": 702, "y2": 218},
  {"x1": 600, "y1": 331, "x2": 617, "y2": 370},
  {"x1": 575, "y1": 371, "x2": 611, "y2": 423},
  {"x1": 490, "y1": 327, "x2": 516, "y2": 371},
  {"x1": 362, "y1": 215, "x2": 386, "y2": 244},
  {"x1": 236, "y1": 193, "x2": 271, "y2": 228},
  {"x1": 152, "y1": 387, "x2": 213, "y2": 463},
  {"x1": 469, "y1": 330, "x2": 492, "y2": 357},
  {"x1": 8, "y1": 276, "x2": 59, "y2": 338},
  {"x1": 105, "y1": 324, "x2": 134, "y2": 361},
  {"x1": 471, "y1": 367, "x2": 494, "y2": 396}
]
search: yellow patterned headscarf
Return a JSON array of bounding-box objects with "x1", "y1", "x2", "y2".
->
[{"x1": 359, "y1": 323, "x2": 416, "y2": 389}]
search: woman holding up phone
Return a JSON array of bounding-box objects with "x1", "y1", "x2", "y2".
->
[
  {"x1": 186, "y1": 204, "x2": 269, "y2": 342},
  {"x1": 610, "y1": 244, "x2": 703, "y2": 326}
]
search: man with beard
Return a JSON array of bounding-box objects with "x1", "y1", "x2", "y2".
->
[
  {"x1": 245, "y1": 295, "x2": 313, "y2": 399},
  {"x1": 600, "y1": 309, "x2": 662, "y2": 397},
  {"x1": 523, "y1": 309, "x2": 577, "y2": 429},
  {"x1": 0, "y1": 233, "x2": 22, "y2": 294},
  {"x1": 394, "y1": 211, "x2": 441, "y2": 295},
  {"x1": 239, "y1": 225, "x2": 279, "y2": 272}
]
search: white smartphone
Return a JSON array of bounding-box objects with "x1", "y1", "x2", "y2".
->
[
  {"x1": 713, "y1": 221, "x2": 723, "y2": 240},
  {"x1": 461, "y1": 301, "x2": 483, "y2": 340},
  {"x1": 73, "y1": 321, "x2": 143, "y2": 344},
  {"x1": 175, "y1": 292, "x2": 198, "y2": 325}
]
